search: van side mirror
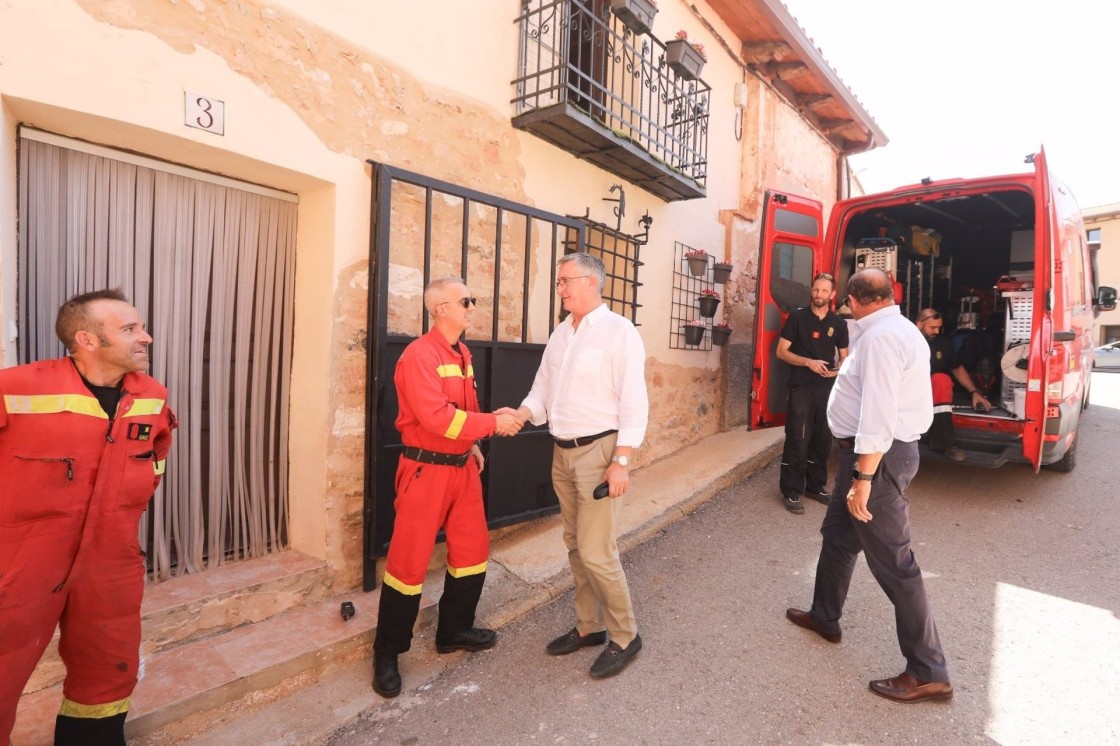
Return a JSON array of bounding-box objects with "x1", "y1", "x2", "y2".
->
[{"x1": 1097, "y1": 286, "x2": 1117, "y2": 312}]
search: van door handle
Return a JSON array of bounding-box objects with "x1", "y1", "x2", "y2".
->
[{"x1": 1052, "y1": 330, "x2": 1076, "y2": 342}]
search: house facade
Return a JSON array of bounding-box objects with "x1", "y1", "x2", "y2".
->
[
  {"x1": 1, "y1": 0, "x2": 881, "y2": 650},
  {"x1": 1083, "y1": 202, "x2": 1120, "y2": 344}
]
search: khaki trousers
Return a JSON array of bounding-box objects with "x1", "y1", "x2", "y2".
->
[{"x1": 551, "y1": 433, "x2": 638, "y2": 647}]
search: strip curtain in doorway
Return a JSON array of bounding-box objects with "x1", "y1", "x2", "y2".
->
[{"x1": 17, "y1": 131, "x2": 296, "y2": 580}]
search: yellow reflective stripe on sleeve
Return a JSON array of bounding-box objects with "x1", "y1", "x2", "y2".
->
[
  {"x1": 3, "y1": 394, "x2": 107, "y2": 419},
  {"x1": 154, "y1": 459, "x2": 166, "y2": 476},
  {"x1": 436, "y1": 364, "x2": 464, "y2": 379},
  {"x1": 122, "y1": 398, "x2": 166, "y2": 417},
  {"x1": 447, "y1": 561, "x2": 487, "y2": 579},
  {"x1": 58, "y1": 695, "x2": 131, "y2": 719},
  {"x1": 443, "y1": 409, "x2": 467, "y2": 439},
  {"x1": 465, "y1": 364, "x2": 474, "y2": 378},
  {"x1": 383, "y1": 571, "x2": 423, "y2": 596}
]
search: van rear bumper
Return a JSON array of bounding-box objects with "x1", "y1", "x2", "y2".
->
[{"x1": 945, "y1": 400, "x2": 1079, "y2": 468}]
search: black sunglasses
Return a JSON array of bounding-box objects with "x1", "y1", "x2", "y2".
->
[
  {"x1": 441, "y1": 297, "x2": 477, "y2": 309},
  {"x1": 917, "y1": 312, "x2": 941, "y2": 323}
]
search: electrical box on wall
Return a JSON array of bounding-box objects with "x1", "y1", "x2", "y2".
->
[{"x1": 734, "y1": 82, "x2": 749, "y2": 108}]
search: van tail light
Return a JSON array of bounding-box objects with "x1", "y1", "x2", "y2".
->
[{"x1": 1046, "y1": 346, "x2": 1067, "y2": 402}]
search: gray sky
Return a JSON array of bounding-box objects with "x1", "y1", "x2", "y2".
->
[{"x1": 780, "y1": 0, "x2": 1120, "y2": 209}]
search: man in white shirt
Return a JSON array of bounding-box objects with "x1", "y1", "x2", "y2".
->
[
  {"x1": 507, "y1": 252, "x2": 648, "y2": 679},
  {"x1": 785, "y1": 269, "x2": 953, "y2": 703}
]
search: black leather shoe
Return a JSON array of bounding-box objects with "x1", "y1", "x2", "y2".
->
[
  {"x1": 785, "y1": 607, "x2": 841, "y2": 643},
  {"x1": 804, "y1": 488, "x2": 831, "y2": 505},
  {"x1": 546, "y1": 627, "x2": 608, "y2": 656},
  {"x1": 589, "y1": 635, "x2": 642, "y2": 678},
  {"x1": 372, "y1": 650, "x2": 401, "y2": 698},
  {"x1": 436, "y1": 627, "x2": 497, "y2": 654},
  {"x1": 869, "y1": 671, "x2": 953, "y2": 703}
]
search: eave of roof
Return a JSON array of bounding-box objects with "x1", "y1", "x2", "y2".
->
[{"x1": 705, "y1": 0, "x2": 887, "y2": 155}]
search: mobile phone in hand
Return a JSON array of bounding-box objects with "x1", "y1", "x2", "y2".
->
[{"x1": 593, "y1": 481, "x2": 610, "y2": 499}]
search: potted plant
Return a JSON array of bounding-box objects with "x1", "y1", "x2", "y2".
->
[
  {"x1": 712, "y1": 261, "x2": 733, "y2": 285},
  {"x1": 610, "y1": 0, "x2": 657, "y2": 36},
  {"x1": 711, "y1": 321, "x2": 732, "y2": 346},
  {"x1": 684, "y1": 247, "x2": 709, "y2": 277},
  {"x1": 697, "y1": 287, "x2": 721, "y2": 318},
  {"x1": 682, "y1": 319, "x2": 706, "y2": 346},
  {"x1": 665, "y1": 30, "x2": 706, "y2": 80}
]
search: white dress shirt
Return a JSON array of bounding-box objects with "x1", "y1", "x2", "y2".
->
[
  {"x1": 827, "y1": 305, "x2": 933, "y2": 454},
  {"x1": 521, "y1": 303, "x2": 648, "y2": 447}
]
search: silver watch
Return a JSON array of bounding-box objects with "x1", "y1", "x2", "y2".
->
[{"x1": 612, "y1": 455, "x2": 630, "y2": 467}]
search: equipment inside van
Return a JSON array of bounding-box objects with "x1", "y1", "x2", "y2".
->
[{"x1": 750, "y1": 150, "x2": 1117, "y2": 473}]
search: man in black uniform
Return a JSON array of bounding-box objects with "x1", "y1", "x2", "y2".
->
[
  {"x1": 776, "y1": 273, "x2": 849, "y2": 514},
  {"x1": 915, "y1": 309, "x2": 990, "y2": 461}
]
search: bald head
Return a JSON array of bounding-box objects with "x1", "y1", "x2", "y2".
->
[{"x1": 845, "y1": 269, "x2": 895, "y2": 319}]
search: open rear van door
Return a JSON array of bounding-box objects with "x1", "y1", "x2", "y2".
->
[
  {"x1": 1023, "y1": 149, "x2": 1055, "y2": 471},
  {"x1": 749, "y1": 191, "x2": 825, "y2": 430}
]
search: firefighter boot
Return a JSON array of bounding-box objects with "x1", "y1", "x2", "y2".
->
[{"x1": 372, "y1": 648, "x2": 401, "y2": 699}]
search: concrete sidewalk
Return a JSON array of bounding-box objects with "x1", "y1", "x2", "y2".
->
[{"x1": 133, "y1": 426, "x2": 784, "y2": 745}]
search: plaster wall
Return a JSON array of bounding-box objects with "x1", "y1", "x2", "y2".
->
[
  {"x1": 0, "y1": 0, "x2": 843, "y2": 590},
  {"x1": 1086, "y1": 212, "x2": 1120, "y2": 342}
]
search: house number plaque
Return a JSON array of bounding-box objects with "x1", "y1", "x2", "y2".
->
[{"x1": 184, "y1": 92, "x2": 225, "y2": 135}]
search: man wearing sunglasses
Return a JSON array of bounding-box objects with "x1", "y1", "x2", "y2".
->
[
  {"x1": 372, "y1": 277, "x2": 523, "y2": 699},
  {"x1": 915, "y1": 308, "x2": 991, "y2": 462},
  {"x1": 775, "y1": 272, "x2": 849, "y2": 513}
]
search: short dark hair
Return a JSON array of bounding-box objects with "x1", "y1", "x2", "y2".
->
[
  {"x1": 55, "y1": 288, "x2": 129, "y2": 351},
  {"x1": 845, "y1": 269, "x2": 893, "y2": 306}
]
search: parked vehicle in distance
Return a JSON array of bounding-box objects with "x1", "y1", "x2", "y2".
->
[{"x1": 1095, "y1": 341, "x2": 1120, "y2": 369}]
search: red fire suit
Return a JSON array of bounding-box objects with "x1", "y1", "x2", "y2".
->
[
  {"x1": 375, "y1": 330, "x2": 497, "y2": 655},
  {"x1": 0, "y1": 358, "x2": 176, "y2": 744}
]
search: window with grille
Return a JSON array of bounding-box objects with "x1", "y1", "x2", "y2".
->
[{"x1": 564, "y1": 218, "x2": 642, "y2": 324}]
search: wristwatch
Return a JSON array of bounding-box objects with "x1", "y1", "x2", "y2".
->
[
  {"x1": 852, "y1": 469, "x2": 875, "y2": 482},
  {"x1": 612, "y1": 455, "x2": 630, "y2": 468}
]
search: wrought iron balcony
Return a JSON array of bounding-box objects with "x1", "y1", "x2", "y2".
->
[{"x1": 512, "y1": 0, "x2": 710, "y2": 202}]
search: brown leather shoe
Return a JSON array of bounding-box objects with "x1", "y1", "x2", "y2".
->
[
  {"x1": 785, "y1": 608, "x2": 841, "y2": 643},
  {"x1": 869, "y1": 671, "x2": 953, "y2": 703}
]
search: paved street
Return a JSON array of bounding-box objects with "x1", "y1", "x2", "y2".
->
[{"x1": 328, "y1": 372, "x2": 1120, "y2": 745}]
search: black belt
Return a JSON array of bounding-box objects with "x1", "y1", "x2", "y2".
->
[
  {"x1": 834, "y1": 436, "x2": 855, "y2": 449},
  {"x1": 553, "y1": 429, "x2": 617, "y2": 449},
  {"x1": 402, "y1": 446, "x2": 471, "y2": 467}
]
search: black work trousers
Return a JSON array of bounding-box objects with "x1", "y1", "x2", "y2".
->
[
  {"x1": 780, "y1": 383, "x2": 833, "y2": 499},
  {"x1": 808, "y1": 439, "x2": 950, "y2": 683}
]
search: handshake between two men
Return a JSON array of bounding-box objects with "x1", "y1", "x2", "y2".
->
[{"x1": 491, "y1": 406, "x2": 530, "y2": 437}]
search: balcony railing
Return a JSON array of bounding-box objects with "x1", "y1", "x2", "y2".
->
[{"x1": 512, "y1": 0, "x2": 710, "y2": 201}]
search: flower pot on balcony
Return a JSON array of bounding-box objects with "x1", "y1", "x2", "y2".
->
[
  {"x1": 610, "y1": 0, "x2": 658, "y2": 36},
  {"x1": 665, "y1": 39, "x2": 706, "y2": 81},
  {"x1": 685, "y1": 253, "x2": 709, "y2": 277},
  {"x1": 682, "y1": 324, "x2": 706, "y2": 346},
  {"x1": 711, "y1": 326, "x2": 732, "y2": 346},
  {"x1": 697, "y1": 296, "x2": 720, "y2": 318},
  {"x1": 712, "y1": 262, "x2": 733, "y2": 284}
]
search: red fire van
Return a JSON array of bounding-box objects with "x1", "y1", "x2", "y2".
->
[{"x1": 749, "y1": 150, "x2": 1117, "y2": 473}]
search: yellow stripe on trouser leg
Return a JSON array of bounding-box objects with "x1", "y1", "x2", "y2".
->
[
  {"x1": 382, "y1": 571, "x2": 423, "y2": 596},
  {"x1": 447, "y1": 561, "x2": 487, "y2": 578},
  {"x1": 58, "y1": 695, "x2": 131, "y2": 718}
]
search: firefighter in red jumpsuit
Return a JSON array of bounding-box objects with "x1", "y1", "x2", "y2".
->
[
  {"x1": 0, "y1": 290, "x2": 175, "y2": 746},
  {"x1": 372, "y1": 277, "x2": 522, "y2": 699}
]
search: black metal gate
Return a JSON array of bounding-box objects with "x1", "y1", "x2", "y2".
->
[{"x1": 362, "y1": 163, "x2": 585, "y2": 590}]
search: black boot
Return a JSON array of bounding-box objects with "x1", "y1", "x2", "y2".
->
[{"x1": 373, "y1": 649, "x2": 402, "y2": 698}]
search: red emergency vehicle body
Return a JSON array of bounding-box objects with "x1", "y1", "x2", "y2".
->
[{"x1": 750, "y1": 150, "x2": 1116, "y2": 473}]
